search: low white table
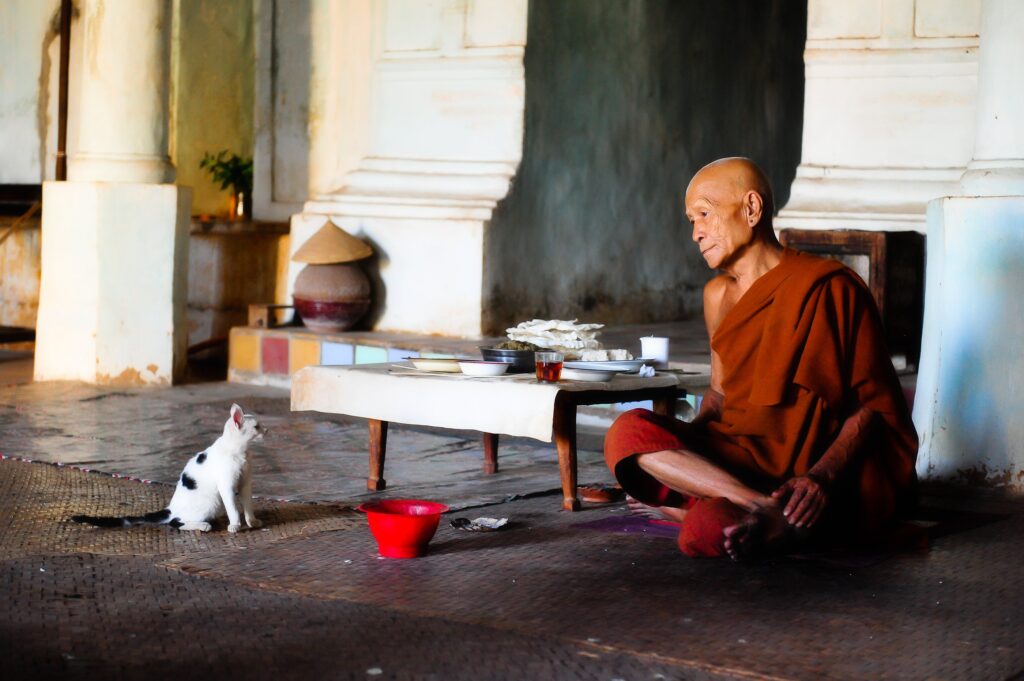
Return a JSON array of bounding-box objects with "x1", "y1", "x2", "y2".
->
[{"x1": 291, "y1": 363, "x2": 686, "y2": 510}]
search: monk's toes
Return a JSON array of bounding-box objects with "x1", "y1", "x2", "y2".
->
[{"x1": 626, "y1": 496, "x2": 661, "y2": 520}]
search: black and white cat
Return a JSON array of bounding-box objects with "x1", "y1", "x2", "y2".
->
[{"x1": 72, "y1": 404, "x2": 265, "y2": 533}]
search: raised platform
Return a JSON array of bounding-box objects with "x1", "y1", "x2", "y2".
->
[
  {"x1": 228, "y1": 320, "x2": 712, "y2": 428},
  {"x1": 228, "y1": 319, "x2": 712, "y2": 390}
]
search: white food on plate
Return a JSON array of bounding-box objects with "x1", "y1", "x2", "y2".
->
[
  {"x1": 580, "y1": 348, "x2": 633, "y2": 361},
  {"x1": 505, "y1": 318, "x2": 604, "y2": 355}
]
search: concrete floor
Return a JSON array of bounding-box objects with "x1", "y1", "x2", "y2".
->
[{"x1": 1, "y1": 349, "x2": 1023, "y2": 680}]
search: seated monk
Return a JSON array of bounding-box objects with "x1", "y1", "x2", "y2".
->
[{"x1": 605, "y1": 157, "x2": 918, "y2": 560}]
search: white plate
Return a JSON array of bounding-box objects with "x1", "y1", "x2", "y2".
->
[
  {"x1": 457, "y1": 360, "x2": 511, "y2": 376},
  {"x1": 560, "y1": 367, "x2": 616, "y2": 382},
  {"x1": 405, "y1": 357, "x2": 462, "y2": 373},
  {"x1": 563, "y1": 358, "x2": 652, "y2": 373}
]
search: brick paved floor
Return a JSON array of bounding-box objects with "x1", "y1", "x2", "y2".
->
[{"x1": 1, "y1": 370, "x2": 1023, "y2": 680}]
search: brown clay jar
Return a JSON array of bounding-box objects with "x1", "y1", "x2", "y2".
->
[{"x1": 292, "y1": 263, "x2": 371, "y2": 332}]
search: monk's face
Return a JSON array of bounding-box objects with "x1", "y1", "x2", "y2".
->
[{"x1": 684, "y1": 165, "x2": 760, "y2": 269}]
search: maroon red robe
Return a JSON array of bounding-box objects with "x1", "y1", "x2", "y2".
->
[{"x1": 605, "y1": 249, "x2": 918, "y2": 557}]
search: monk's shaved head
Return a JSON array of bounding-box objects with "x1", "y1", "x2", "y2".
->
[
  {"x1": 684, "y1": 157, "x2": 780, "y2": 270},
  {"x1": 688, "y1": 157, "x2": 774, "y2": 226}
]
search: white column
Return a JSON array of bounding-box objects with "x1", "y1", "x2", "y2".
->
[
  {"x1": 36, "y1": 0, "x2": 190, "y2": 386},
  {"x1": 914, "y1": 0, "x2": 1024, "y2": 492},
  {"x1": 959, "y1": 0, "x2": 1024, "y2": 196},
  {"x1": 68, "y1": 0, "x2": 174, "y2": 184},
  {"x1": 776, "y1": 0, "x2": 981, "y2": 233}
]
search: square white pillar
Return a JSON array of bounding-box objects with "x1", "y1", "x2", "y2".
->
[
  {"x1": 914, "y1": 196, "x2": 1024, "y2": 489},
  {"x1": 35, "y1": 181, "x2": 191, "y2": 385}
]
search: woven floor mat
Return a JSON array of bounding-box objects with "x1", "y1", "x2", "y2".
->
[
  {"x1": 161, "y1": 495, "x2": 1024, "y2": 681},
  {"x1": 0, "y1": 553, "x2": 688, "y2": 681},
  {"x1": 0, "y1": 458, "x2": 361, "y2": 560}
]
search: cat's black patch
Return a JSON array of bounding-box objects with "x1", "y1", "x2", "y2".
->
[
  {"x1": 169, "y1": 517, "x2": 183, "y2": 529},
  {"x1": 196, "y1": 452, "x2": 206, "y2": 464},
  {"x1": 181, "y1": 473, "x2": 196, "y2": 490}
]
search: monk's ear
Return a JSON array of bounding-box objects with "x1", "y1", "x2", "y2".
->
[{"x1": 743, "y1": 191, "x2": 763, "y2": 228}]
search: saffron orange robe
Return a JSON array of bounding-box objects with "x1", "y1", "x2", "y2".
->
[{"x1": 605, "y1": 249, "x2": 918, "y2": 557}]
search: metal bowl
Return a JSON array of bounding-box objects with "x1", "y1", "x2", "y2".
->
[{"x1": 479, "y1": 347, "x2": 536, "y2": 373}]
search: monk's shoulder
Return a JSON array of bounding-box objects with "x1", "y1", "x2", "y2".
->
[
  {"x1": 703, "y1": 274, "x2": 737, "y2": 334},
  {"x1": 789, "y1": 254, "x2": 881, "y2": 319},
  {"x1": 785, "y1": 249, "x2": 846, "y2": 276}
]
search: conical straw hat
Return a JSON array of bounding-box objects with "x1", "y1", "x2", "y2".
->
[{"x1": 292, "y1": 220, "x2": 373, "y2": 264}]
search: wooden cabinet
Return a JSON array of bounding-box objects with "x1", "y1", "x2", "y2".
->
[{"x1": 778, "y1": 229, "x2": 925, "y2": 367}]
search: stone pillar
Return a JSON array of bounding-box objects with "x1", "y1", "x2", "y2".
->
[
  {"x1": 35, "y1": 0, "x2": 190, "y2": 386},
  {"x1": 914, "y1": 1, "x2": 1024, "y2": 492},
  {"x1": 68, "y1": 0, "x2": 174, "y2": 184},
  {"x1": 958, "y1": 0, "x2": 1024, "y2": 196},
  {"x1": 776, "y1": 0, "x2": 981, "y2": 233}
]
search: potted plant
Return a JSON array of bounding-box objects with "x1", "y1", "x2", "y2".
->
[{"x1": 199, "y1": 150, "x2": 253, "y2": 221}]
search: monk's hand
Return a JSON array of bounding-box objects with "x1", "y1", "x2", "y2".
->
[{"x1": 771, "y1": 475, "x2": 827, "y2": 529}]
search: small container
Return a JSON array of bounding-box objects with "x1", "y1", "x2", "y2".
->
[
  {"x1": 358, "y1": 499, "x2": 449, "y2": 559},
  {"x1": 479, "y1": 347, "x2": 536, "y2": 373},
  {"x1": 535, "y1": 351, "x2": 563, "y2": 383},
  {"x1": 458, "y1": 360, "x2": 511, "y2": 376},
  {"x1": 640, "y1": 336, "x2": 669, "y2": 368},
  {"x1": 406, "y1": 357, "x2": 462, "y2": 373},
  {"x1": 560, "y1": 367, "x2": 616, "y2": 382}
]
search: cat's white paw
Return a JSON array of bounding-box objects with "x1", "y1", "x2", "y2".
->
[
  {"x1": 196, "y1": 522, "x2": 212, "y2": 532},
  {"x1": 247, "y1": 518, "x2": 263, "y2": 529},
  {"x1": 228, "y1": 523, "x2": 241, "y2": 534}
]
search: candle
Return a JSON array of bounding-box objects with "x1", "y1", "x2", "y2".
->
[{"x1": 640, "y1": 336, "x2": 669, "y2": 368}]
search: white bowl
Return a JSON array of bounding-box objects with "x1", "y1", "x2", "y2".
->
[
  {"x1": 406, "y1": 357, "x2": 462, "y2": 373},
  {"x1": 563, "y1": 358, "x2": 651, "y2": 373},
  {"x1": 561, "y1": 367, "x2": 616, "y2": 382},
  {"x1": 457, "y1": 360, "x2": 511, "y2": 376}
]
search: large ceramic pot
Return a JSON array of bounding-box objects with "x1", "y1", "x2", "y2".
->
[{"x1": 293, "y1": 263, "x2": 371, "y2": 332}]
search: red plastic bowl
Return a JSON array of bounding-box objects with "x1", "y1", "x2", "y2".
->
[{"x1": 358, "y1": 499, "x2": 450, "y2": 558}]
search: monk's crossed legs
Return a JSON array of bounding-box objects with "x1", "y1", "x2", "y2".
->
[{"x1": 635, "y1": 448, "x2": 793, "y2": 560}]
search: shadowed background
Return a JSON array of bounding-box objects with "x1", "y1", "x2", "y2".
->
[{"x1": 484, "y1": 0, "x2": 807, "y2": 333}]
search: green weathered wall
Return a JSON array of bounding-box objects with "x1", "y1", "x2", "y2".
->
[
  {"x1": 173, "y1": 0, "x2": 254, "y2": 217},
  {"x1": 483, "y1": 0, "x2": 807, "y2": 333}
]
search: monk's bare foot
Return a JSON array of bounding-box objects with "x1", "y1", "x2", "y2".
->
[
  {"x1": 626, "y1": 495, "x2": 688, "y2": 524},
  {"x1": 722, "y1": 504, "x2": 791, "y2": 561}
]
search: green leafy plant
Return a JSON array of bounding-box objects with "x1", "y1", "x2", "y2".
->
[{"x1": 199, "y1": 150, "x2": 253, "y2": 196}]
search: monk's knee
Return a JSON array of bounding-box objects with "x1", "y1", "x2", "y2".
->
[
  {"x1": 677, "y1": 498, "x2": 747, "y2": 558},
  {"x1": 606, "y1": 408, "x2": 657, "y2": 442},
  {"x1": 604, "y1": 409, "x2": 690, "y2": 507},
  {"x1": 604, "y1": 409, "x2": 657, "y2": 468}
]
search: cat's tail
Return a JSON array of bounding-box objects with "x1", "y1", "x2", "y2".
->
[{"x1": 70, "y1": 508, "x2": 173, "y2": 528}]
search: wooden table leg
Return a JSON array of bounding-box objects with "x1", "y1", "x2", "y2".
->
[
  {"x1": 367, "y1": 419, "x2": 388, "y2": 491},
  {"x1": 652, "y1": 394, "x2": 676, "y2": 417},
  {"x1": 552, "y1": 398, "x2": 580, "y2": 511},
  {"x1": 483, "y1": 433, "x2": 499, "y2": 474}
]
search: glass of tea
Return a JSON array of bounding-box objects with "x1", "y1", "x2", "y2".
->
[{"x1": 535, "y1": 351, "x2": 563, "y2": 383}]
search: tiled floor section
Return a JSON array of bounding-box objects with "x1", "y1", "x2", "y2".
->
[{"x1": 0, "y1": 382, "x2": 612, "y2": 510}]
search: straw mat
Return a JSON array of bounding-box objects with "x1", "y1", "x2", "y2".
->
[{"x1": 0, "y1": 458, "x2": 361, "y2": 560}]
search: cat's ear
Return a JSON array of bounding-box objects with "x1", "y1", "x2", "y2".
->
[{"x1": 230, "y1": 404, "x2": 244, "y2": 429}]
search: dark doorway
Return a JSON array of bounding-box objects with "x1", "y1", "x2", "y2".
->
[{"x1": 484, "y1": 0, "x2": 807, "y2": 333}]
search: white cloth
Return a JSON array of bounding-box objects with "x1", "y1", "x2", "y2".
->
[{"x1": 291, "y1": 363, "x2": 681, "y2": 442}]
